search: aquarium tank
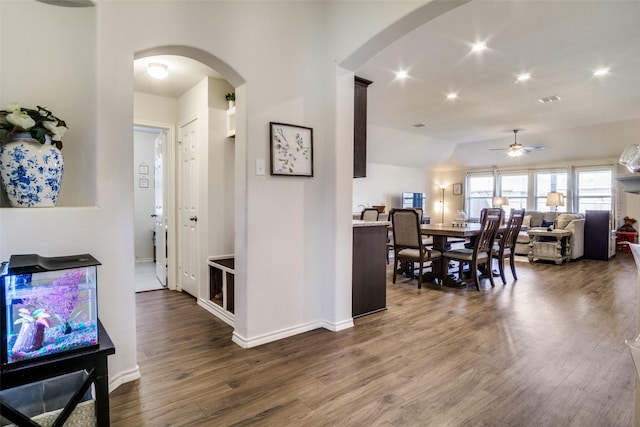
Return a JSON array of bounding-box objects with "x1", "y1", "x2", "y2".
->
[{"x1": 1, "y1": 254, "x2": 100, "y2": 366}]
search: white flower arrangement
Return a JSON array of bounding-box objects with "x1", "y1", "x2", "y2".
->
[{"x1": 0, "y1": 103, "x2": 68, "y2": 149}]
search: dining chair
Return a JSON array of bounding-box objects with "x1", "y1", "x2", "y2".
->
[
  {"x1": 391, "y1": 209, "x2": 441, "y2": 288},
  {"x1": 360, "y1": 208, "x2": 380, "y2": 221},
  {"x1": 492, "y1": 208, "x2": 525, "y2": 284},
  {"x1": 443, "y1": 208, "x2": 503, "y2": 290}
]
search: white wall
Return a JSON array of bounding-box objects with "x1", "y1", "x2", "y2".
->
[
  {"x1": 1, "y1": 0, "x2": 434, "y2": 389},
  {"x1": 352, "y1": 163, "x2": 427, "y2": 213},
  {"x1": 133, "y1": 130, "x2": 157, "y2": 261}
]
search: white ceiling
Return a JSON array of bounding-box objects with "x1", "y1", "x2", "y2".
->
[
  {"x1": 133, "y1": 1, "x2": 640, "y2": 170},
  {"x1": 357, "y1": 0, "x2": 640, "y2": 169},
  {"x1": 133, "y1": 55, "x2": 223, "y2": 99}
]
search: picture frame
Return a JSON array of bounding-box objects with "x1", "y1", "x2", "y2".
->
[
  {"x1": 139, "y1": 178, "x2": 149, "y2": 188},
  {"x1": 453, "y1": 183, "x2": 462, "y2": 195},
  {"x1": 270, "y1": 122, "x2": 313, "y2": 177},
  {"x1": 138, "y1": 163, "x2": 149, "y2": 175}
]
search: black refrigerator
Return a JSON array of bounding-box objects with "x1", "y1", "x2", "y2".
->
[{"x1": 584, "y1": 210, "x2": 613, "y2": 260}]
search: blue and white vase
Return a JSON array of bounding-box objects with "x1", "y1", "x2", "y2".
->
[{"x1": 0, "y1": 132, "x2": 64, "y2": 207}]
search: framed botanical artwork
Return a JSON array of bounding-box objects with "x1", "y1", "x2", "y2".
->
[
  {"x1": 453, "y1": 183, "x2": 462, "y2": 195},
  {"x1": 270, "y1": 122, "x2": 313, "y2": 177}
]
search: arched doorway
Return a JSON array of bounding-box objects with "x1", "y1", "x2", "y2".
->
[{"x1": 133, "y1": 47, "x2": 246, "y2": 329}]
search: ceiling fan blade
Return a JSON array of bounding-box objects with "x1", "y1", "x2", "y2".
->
[{"x1": 521, "y1": 145, "x2": 546, "y2": 152}]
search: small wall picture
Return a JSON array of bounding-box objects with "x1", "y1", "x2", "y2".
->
[
  {"x1": 270, "y1": 122, "x2": 313, "y2": 177},
  {"x1": 453, "y1": 183, "x2": 462, "y2": 195},
  {"x1": 139, "y1": 163, "x2": 149, "y2": 175},
  {"x1": 139, "y1": 178, "x2": 149, "y2": 188}
]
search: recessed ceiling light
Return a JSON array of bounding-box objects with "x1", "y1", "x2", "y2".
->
[
  {"x1": 593, "y1": 67, "x2": 610, "y2": 76},
  {"x1": 538, "y1": 95, "x2": 561, "y2": 103},
  {"x1": 471, "y1": 42, "x2": 487, "y2": 52},
  {"x1": 147, "y1": 63, "x2": 168, "y2": 79},
  {"x1": 447, "y1": 93, "x2": 458, "y2": 100},
  {"x1": 517, "y1": 73, "x2": 531, "y2": 82},
  {"x1": 395, "y1": 70, "x2": 409, "y2": 79}
]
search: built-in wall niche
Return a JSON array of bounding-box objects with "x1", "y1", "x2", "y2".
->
[{"x1": 0, "y1": 1, "x2": 97, "y2": 207}]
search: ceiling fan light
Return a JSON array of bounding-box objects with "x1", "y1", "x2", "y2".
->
[
  {"x1": 148, "y1": 63, "x2": 168, "y2": 79},
  {"x1": 508, "y1": 149, "x2": 523, "y2": 157}
]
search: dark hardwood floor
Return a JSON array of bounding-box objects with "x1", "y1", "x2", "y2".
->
[{"x1": 111, "y1": 253, "x2": 638, "y2": 426}]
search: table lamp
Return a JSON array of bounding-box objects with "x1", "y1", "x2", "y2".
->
[
  {"x1": 493, "y1": 196, "x2": 509, "y2": 208},
  {"x1": 546, "y1": 192, "x2": 564, "y2": 228}
]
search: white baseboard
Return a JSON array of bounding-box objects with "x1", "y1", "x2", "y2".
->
[
  {"x1": 198, "y1": 298, "x2": 235, "y2": 327},
  {"x1": 109, "y1": 366, "x2": 141, "y2": 392},
  {"x1": 231, "y1": 318, "x2": 354, "y2": 349},
  {"x1": 135, "y1": 258, "x2": 154, "y2": 264}
]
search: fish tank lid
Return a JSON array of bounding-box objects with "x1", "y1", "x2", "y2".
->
[{"x1": 2, "y1": 254, "x2": 101, "y2": 276}]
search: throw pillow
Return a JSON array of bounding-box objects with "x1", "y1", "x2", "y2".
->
[
  {"x1": 541, "y1": 219, "x2": 554, "y2": 228},
  {"x1": 522, "y1": 215, "x2": 531, "y2": 228}
]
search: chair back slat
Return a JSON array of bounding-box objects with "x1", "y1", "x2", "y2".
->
[
  {"x1": 391, "y1": 209, "x2": 422, "y2": 249},
  {"x1": 501, "y1": 208, "x2": 526, "y2": 250},
  {"x1": 475, "y1": 208, "x2": 503, "y2": 252}
]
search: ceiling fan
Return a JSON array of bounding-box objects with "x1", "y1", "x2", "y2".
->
[{"x1": 490, "y1": 129, "x2": 546, "y2": 157}]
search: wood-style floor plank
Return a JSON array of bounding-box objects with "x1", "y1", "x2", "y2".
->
[{"x1": 111, "y1": 254, "x2": 638, "y2": 426}]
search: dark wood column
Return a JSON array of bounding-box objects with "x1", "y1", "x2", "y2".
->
[{"x1": 354, "y1": 76, "x2": 373, "y2": 178}]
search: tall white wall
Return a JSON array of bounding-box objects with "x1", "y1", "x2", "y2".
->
[
  {"x1": 352, "y1": 163, "x2": 427, "y2": 212},
  {"x1": 207, "y1": 78, "x2": 235, "y2": 257}
]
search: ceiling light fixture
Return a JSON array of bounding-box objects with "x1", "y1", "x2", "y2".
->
[
  {"x1": 471, "y1": 42, "x2": 487, "y2": 52},
  {"x1": 395, "y1": 70, "x2": 409, "y2": 80},
  {"x1": 147, "y1": 63, "x2": 169, "y2": 80},
  {"x1": 593, "y1": 67, "x2": 610, "y2": 76},
  {"x1": 446, "y1": 93, "x2": 458, "y2": 100},
  {"x1": 517, "y1": 73, "x2": 531, "y2": 82},
  {"x1": 507, "y1": 129, "x2": 524, "y2": 157}
]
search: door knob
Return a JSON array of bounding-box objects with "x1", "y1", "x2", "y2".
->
[
  {"x1": 190, "y1": 216, "x2": 198, "y2": 222},
  {"x1": 150, "y1": 214, "x2": 157, "y2": 218}
]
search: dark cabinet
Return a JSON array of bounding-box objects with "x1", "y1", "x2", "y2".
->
[
  {"x1": 584, "y1": 210, "x2": 613, "y2": 260},
  {"x1": 354, "y1": 76, "x2": 373, "y2": 178},
  {"x1": 352, "y1": 224, "x2": 387, "y2": 317}
]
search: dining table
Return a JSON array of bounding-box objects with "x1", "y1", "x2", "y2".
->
[{"x1": 419, "y1": 223, "x2": 485, "y2": 285}]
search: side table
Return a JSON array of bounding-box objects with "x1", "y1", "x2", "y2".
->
[
  {"x1": 528, "y1": 229, "x2": 572, "y2": 264},
  {"x1": 1, "y1": 320, "x2": 115, "y2": 427}
]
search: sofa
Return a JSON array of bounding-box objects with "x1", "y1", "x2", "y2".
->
[{"x1": 514, "y1": 212, "x2": 585, "y2": 260}]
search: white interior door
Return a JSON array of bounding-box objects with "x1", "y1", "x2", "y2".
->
[
  {"x1": 154, "y1": 131, "x2": 167, "y2": 286},
  {"x1": 178, "y1": 119, "x2": 199, "y2": 297}
]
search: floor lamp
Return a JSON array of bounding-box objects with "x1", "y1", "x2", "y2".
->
[
  {"x1": 439, "y1": 184, "x2": 448, "y2": 223},
  {"x1": 546, "y1": 192, "x2": 565, "y2": 228}
]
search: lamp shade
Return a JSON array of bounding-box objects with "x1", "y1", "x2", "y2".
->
[
  {"x1": 546, "y1": 192, "x2": 564, "y2": 207},
  {"x1": 493, "y1": 196, "x2": 509, "y2": 207}
]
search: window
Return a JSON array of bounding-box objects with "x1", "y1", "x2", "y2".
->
[
  {"x1": 498, "y1": 173, "x2": 528, "y2": 217},
  {"x1": 466, "y1": 174, "x2": 494, "y2": 218},
  {"x1": 535, "y1": 171, "x2": 568, "y2": 211},
  {"x1": 576, "y1": 168, "x2": 612, "y2": 213}
]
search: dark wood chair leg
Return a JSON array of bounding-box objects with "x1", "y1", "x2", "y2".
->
[
  {"x1": 509, "y1": 253, "x2": 518, "y2": 280},
  {"x1": 498, "y1": 256, "x2": 507, "y2": 285},
  {"x1": 486, "y1": 258, "x2": 496, "y2": 288},
  {"x1": 393, "y1": 256, "x2": 398, "y2": 283}
]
